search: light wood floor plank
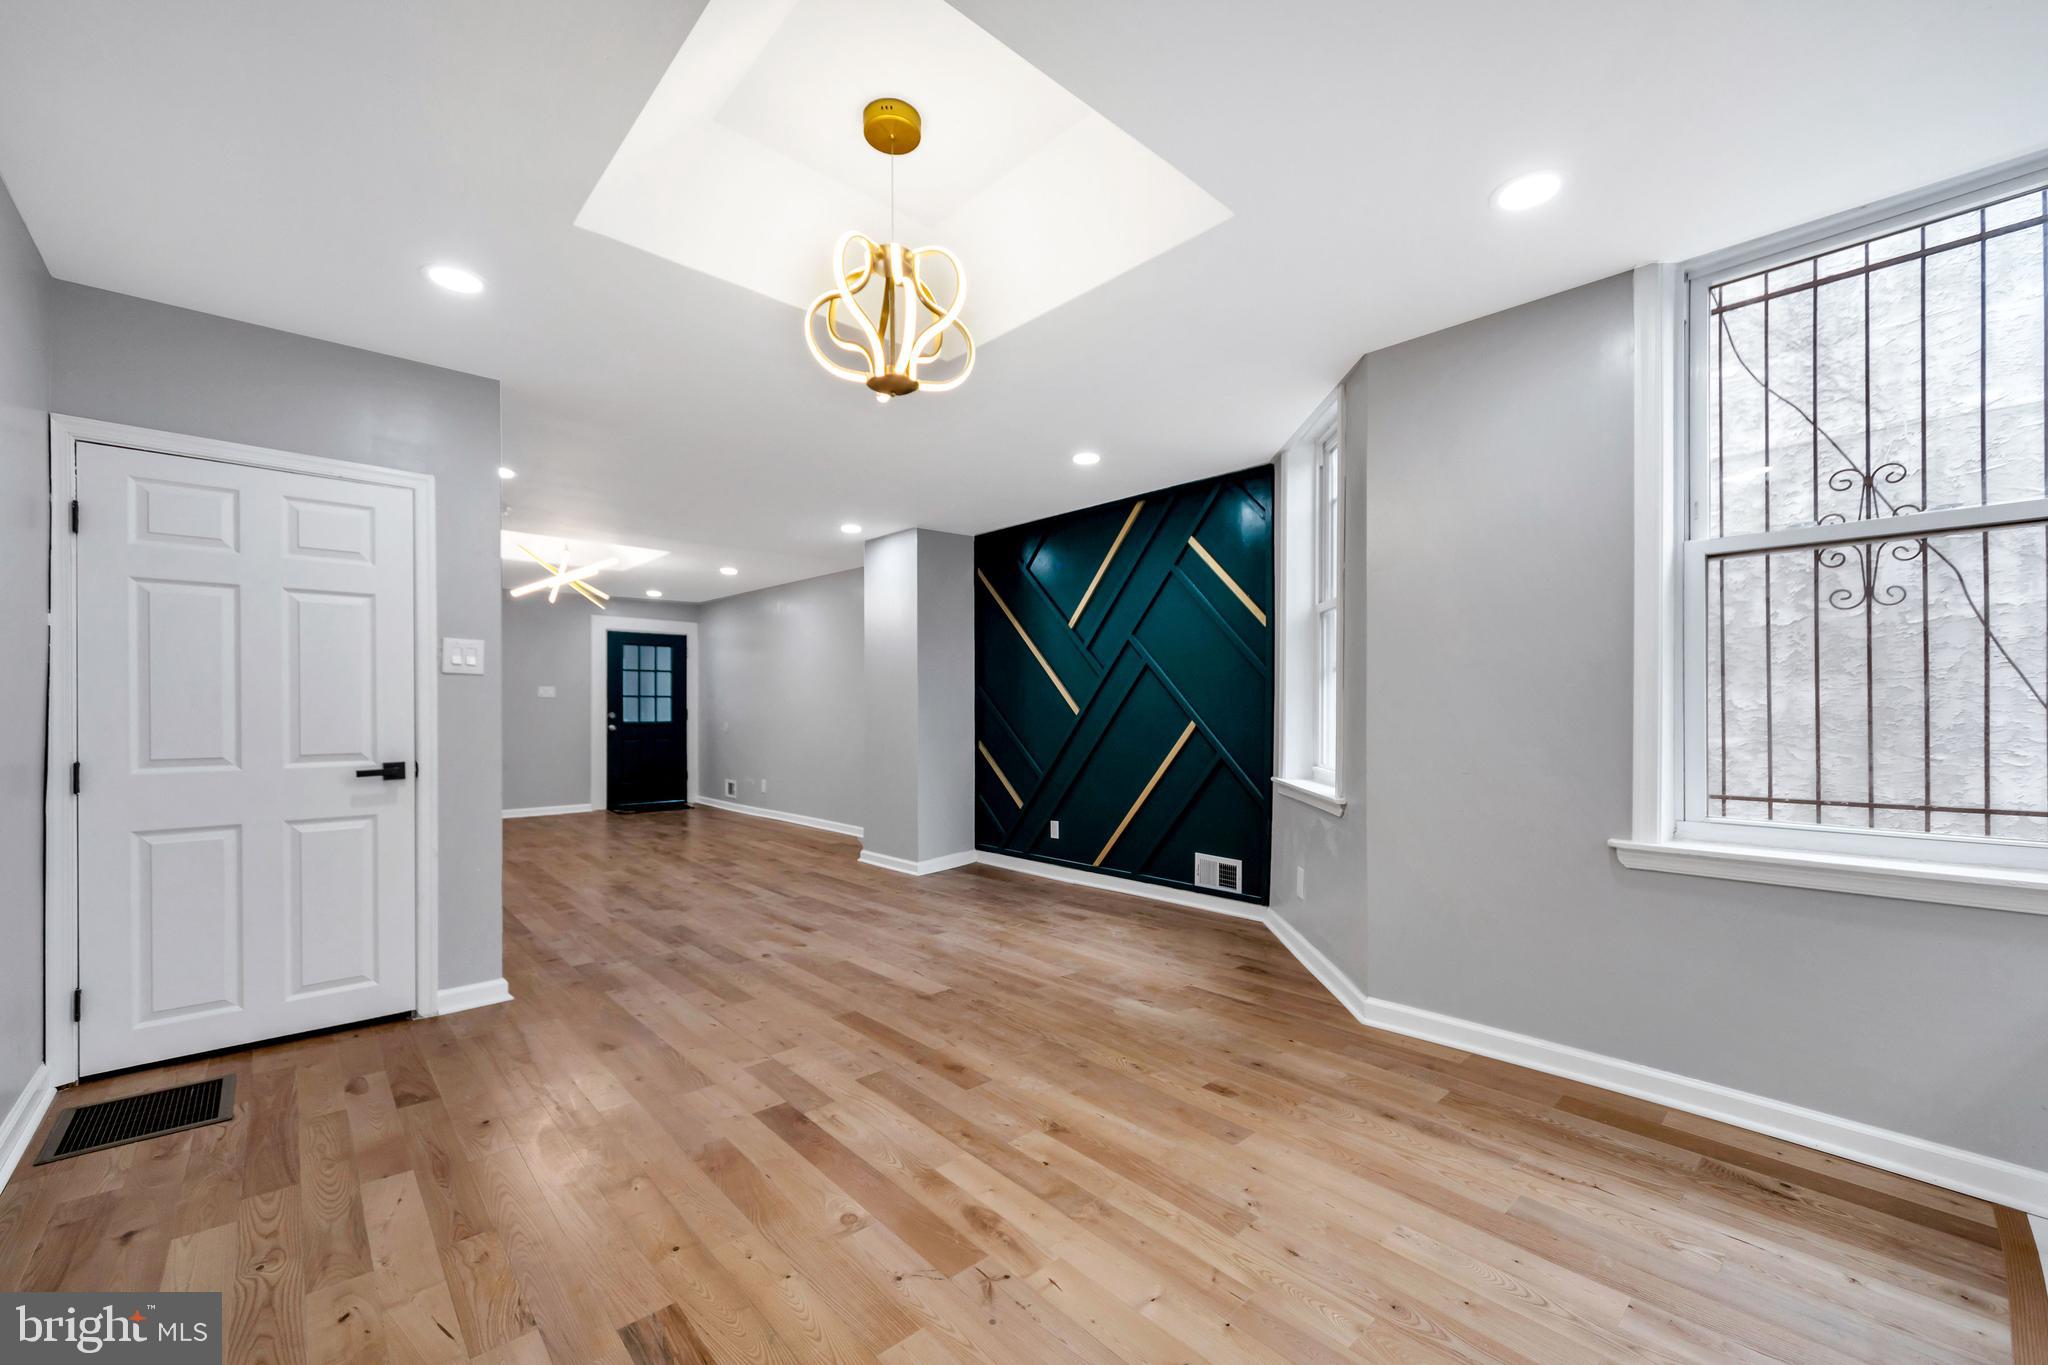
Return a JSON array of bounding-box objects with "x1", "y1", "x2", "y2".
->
[{"x1": 0, "y1": 807, "x2": 2023, "y2": 1362}]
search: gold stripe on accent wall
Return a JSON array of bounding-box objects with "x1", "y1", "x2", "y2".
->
[
  {"x1": 1094, "y1": 720, "x2": 1198, "y2": 867},
  {"x1": 1187, "y1": 536, "x2": 1268, "y2": 626},
  {"x1": 977, "y1": 741, "x2": 1024, "y2": 808},
  {"x1": 977, "y1": 568, "x2": 1080, "y2": 713},
  {"x1": 1068, "y1": 499, "x2": 1145, "y2": 628}
]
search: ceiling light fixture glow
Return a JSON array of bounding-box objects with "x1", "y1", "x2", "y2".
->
[
  {"x1": 718, "y1": 565, "x2": 739, "y2": 576},
  {"x1": 509, "y1": 545, "x2": 615, "y2": 608},
  {"x1": 1491, "y1": 171, "x2": 1562, "y2": 212},
  {"x1": 805, "y1": 99, "x2": 974, "y2": 401},
  {"x1": 1072, "y1": 451, "x2": 1101, "y2": 466},
  {"x1": 645, "y1": 589, "x2": 663, "y2": 598},
  {"x1": 840, "y1": 523, "x2": 863, "y2": 535},
  {"x1": 423, "y1": 263, "x2": 486, "y2": 294}
]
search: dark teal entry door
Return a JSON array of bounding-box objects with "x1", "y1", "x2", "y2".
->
[
  {"x1": 974, "y1": 466, "x2": 1273, "y2": 902},
  {"x1": 606, "y1": 631, "x2": 688, "y2": 812}
]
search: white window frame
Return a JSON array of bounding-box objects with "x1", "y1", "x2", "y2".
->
[
  {"x1": 1312, "y1": 424, "x2": 1343, "y2": 787},
  {"x1": 1274, "y1": 389, "x2": 1347, "y2": 817},
  {"x1": 1614, "y1": 154, "x2": 2048, "y2": 917}
]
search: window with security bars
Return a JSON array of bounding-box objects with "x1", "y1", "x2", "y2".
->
[{"x1": 1689, "y1": 178, "x2": 2048, "y2": 857}]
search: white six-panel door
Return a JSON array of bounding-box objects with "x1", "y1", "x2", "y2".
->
[{"x1": 75, "y1": 441, "x2": 418, "y2": 1075}]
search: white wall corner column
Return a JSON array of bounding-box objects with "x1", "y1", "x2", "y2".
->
[{"x1": 860, "y1": 529, "x2": 975, "y2": 871}]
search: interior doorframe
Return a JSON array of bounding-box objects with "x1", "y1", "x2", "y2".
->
[
  {"x1": 44, "y1": 415, "x2": 442, "y2": 1087},
  {"x1": 589, "y1": 614, "x2": 699, "y2": 811}
]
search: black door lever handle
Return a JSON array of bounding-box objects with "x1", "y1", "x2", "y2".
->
[{"x1": 355, "y1": 761, "x2": 408, "y2": 781}]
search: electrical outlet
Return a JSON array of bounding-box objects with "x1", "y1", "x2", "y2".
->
[
  {"x1": 724, "y1": 778, "x2": 738, "y2": 797},
  {"x1": 1296, "y1": 865, "x2": 1306, "y2": 899},
  {"x1": 759, "y1": 778, "x2": 768, "y2": 796},
  {"x1": 1050, "y1": 819, "x2": 1060, "y2": 839}
]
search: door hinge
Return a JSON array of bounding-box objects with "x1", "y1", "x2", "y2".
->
[
  {"x1": 68, "y1": 499, "x2": 79, "y2": 533},
  {"x1": 70, "y1": 761, "x2": 80, "y2": 795},
  {"x1": 71, "y1": 988, "x2": 81, "y2": 1022}
]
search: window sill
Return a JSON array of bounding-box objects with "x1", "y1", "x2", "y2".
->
[
  {"x1": 1609, "y1": 837, "x2": 2048, "y2": 917},
  {"x1": 1274, "y1": 777, "x2": 1347, "y2": 817}
]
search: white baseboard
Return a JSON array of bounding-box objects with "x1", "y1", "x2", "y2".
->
[
  {"x1": 0, "y1": 1064, "x2": 55, "y2": 1190},
  {"x1": 858, "y1": 848, "x2": 978, "y2": 876},
  {"x1": 502, "y1": 803, "x2": 593, "y2": 819},
  {"x1": 696, "y1": 795, "x2": 862, "y2": 839},
  {"x1": 434, "y1": 979, "x2": 513, "y2": 1016},
  {"x1": 973, "y1": 850, "x2": 1268, "y2": 922},
  {"x1": 1265, "y1": 913, "x2": 2048, "y2": 1216}
]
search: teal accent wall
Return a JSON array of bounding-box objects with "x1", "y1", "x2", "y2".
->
[{"x1": 974, "y1": 465, "x2": 1273, "y2": 902}]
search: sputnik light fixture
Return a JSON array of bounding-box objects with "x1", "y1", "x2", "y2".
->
[
  {"x1": 804, "y1": 98, "x2": 974, "y2": 400},
  {"x1": 511, "y1": 543, "x2": 613, "y2": 608}
]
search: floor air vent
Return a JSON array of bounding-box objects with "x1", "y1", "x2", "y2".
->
[
  {"x1": 1194, "y1": 853, "x2": 1243, "y2": 894},
  {"x1": 34, "y1": 1074, "x2": 236, "y2": 1164}
]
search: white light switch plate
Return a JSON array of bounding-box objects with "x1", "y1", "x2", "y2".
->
[
  {"x1": 442, "y1": 637, "x2": 486, "y2": 674},
  {"x1": 1050, "y1": 819, "x2": 1060, "y2": 839},
  {"x1": 536, "y1": 684, "x2": 556, "y2": 698}
]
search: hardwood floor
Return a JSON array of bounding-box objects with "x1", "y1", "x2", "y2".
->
[{"x1": 3, "y1": 806, "x2": 2036, "y2": 1363}]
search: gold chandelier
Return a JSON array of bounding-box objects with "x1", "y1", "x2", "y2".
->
[{"x1": 804, "y1": 98, "x2": 974, "y2": 402}]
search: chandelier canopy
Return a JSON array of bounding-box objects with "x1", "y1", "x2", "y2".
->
[{"x1": 804, "y1": 99, "x2": 974, "y2": 401}]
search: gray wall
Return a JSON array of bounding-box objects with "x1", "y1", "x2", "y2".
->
[
  {"x1": 502, "y1": 592, "x2": 700, "y2": 811},
  {"x1": 0, "y1": 174, "x2": 49, "y2": 1121},
  {"x1": 50, "y1": 283, "x2": 506, "y2": 990},
  {"x1": 914, "y1": 534, "x2": 975, "y2": 861},
  {"x1": 1272, "y1": 272, "x2": 2048, "y2": 1167},
  {"x1": 698, "y1": 569, "x2": 864, "y2": 829},
  {"x1": 863, "y1": 533, "x2": 921, "y2": 858},
  {"x1": 863, "y1": 530, "x2": 975, "y2": 862}
]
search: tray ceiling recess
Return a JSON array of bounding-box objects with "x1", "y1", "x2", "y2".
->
[{"x1": 575, "y1": 0, "x2": 1232, "y2": 345}]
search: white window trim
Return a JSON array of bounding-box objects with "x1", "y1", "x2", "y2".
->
[
  {"x1": 1312, "y1": 423, "x2": 1342, "y2": 789},
  {"x1": 1275, "y1": 388, "x2": 1347, "y2": 817},
  {"x1": 1273, "y1": 775, "x2": 1347, "y2": 817},
  {"x1": 1614, "y1": 154, "x2": 2048, "y2": 917}
]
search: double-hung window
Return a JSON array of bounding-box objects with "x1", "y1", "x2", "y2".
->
[
  {"x1": 1276, "y1": 391, "x2": 1346, "y2": 815},
  {"x1": 1313, "y1": 422, "x2": 1343, "y2": 787},
  {"x1": 1622, "y1": 165, "x2": 2048, "y2": 910}
]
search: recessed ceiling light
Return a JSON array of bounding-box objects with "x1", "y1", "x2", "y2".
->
[
  {"x1": 424, "y1": 263, "x2": 486, "y2": 294},
  {"x1": 496, "y1": 466, "x2": 516, "y2": 480},
  {"x1": 1072, "y1": 451, "x2": 1101, "y2": 466},
  {"x1": 719, "y1": 565, "x2": 739, "y2": 576},
  {"x1": 1491, "y1": 171, "x2": 1562, "y2": 213},
  {"x1": 840, "y1": 522, "x2": 863, "y2": 536},
  {"x1": 645, "y1": 589, "x2": 663, "y2": 598}
]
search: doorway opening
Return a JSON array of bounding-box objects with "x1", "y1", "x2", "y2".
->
[{"x1": 606, "y1": 630, "x2": 690, "y2": 811}]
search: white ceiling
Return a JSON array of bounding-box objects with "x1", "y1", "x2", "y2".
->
[
  {"x1": 2, "y1": 1, "x2": 2047, "y2": 602},
  {"x1": 577, "y1": 0, "x2": 1230, "y2": 343}
]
